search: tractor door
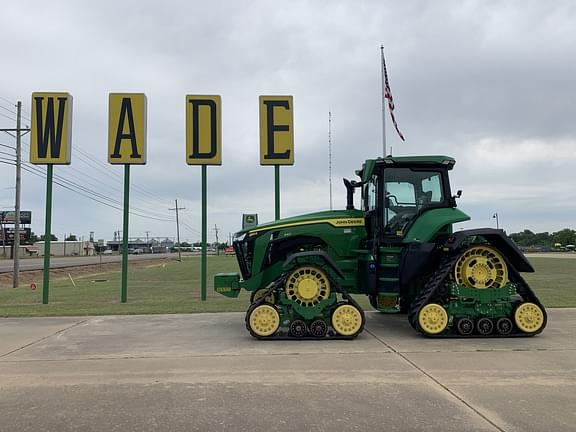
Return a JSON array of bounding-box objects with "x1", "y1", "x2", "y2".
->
[{"x1": 375, "y1": 167, "x2": 448, "y2": 312}]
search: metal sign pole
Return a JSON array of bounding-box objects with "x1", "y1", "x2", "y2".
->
[
  {"x1": 275, "y1": 165, "x2": 280, "y2": 220},
  {"x1": 42, "y1": 164, "x2": 53, "y2": 304},
  {"x1": 121, "y1": 164, "x2": 130, "y2": 303},
  {"x1": 201, "y1": 165, "x2": 207, "y2": 301}
]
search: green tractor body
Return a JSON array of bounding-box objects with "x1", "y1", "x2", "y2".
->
[{"x1": 215, "y1": 155, "x2": 546, "y2": 339}]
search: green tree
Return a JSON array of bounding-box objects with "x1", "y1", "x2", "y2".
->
[
  {"x1": 551, "y1": 229, "x2": 576, "y2": 246},
  {"x1": 40, "y1": 234, "x2": 58, "y2": 241},
  {"x1": 65, "y1": 234, "x2": 78, "y2": 241}
]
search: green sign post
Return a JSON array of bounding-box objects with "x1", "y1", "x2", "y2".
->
[
  {"x1": 108, "y1": 93, "x2": 147, "y2": 303},
  {"x1": 42, "y1": 165, "x2": 53, "y2": 304},
  {"x1": 259, "y1": 96, "x2": 294, "y2": 220},
  {"x1": 30, "y1": 92, "x2": 73, "y2": 304},
  {"x1": 186, "y1": 95, "x2": 222, "y2": 301}
]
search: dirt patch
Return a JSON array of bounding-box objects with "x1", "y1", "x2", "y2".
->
[{"x1": 0, "y1": 258, "x2": 174, "y2": 289}]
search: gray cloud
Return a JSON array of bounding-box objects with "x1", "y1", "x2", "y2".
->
[{"x1": 1, "y1": 0, "x2": 575, "y2": 242}]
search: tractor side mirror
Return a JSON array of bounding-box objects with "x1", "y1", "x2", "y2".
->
[{"x1": 450, "y1": 190, "x2": 462, "y2": 207}]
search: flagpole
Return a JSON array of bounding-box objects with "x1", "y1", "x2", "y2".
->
[{"x1": 380, "y1": 45, "x2": 387, "y2": 157}]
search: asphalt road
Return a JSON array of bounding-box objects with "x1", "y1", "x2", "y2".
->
[
  {"x1": 0, "y1": 253, "x2": 185, "y2": 273},
  {"x1": 1, "y1": 310, "x2": 574, "y2": 432}
]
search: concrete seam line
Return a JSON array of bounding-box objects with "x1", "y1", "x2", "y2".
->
[
  {"x1": 364, "y1": 328, "x2": 507, "y2": 432},
  {"x1": 0, "y1": 319, "x2": 89, "y2": 360}
]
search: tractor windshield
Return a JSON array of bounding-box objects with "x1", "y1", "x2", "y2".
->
[{"x1": 383, "y1": 168, "x2": 444, "y2": 234}]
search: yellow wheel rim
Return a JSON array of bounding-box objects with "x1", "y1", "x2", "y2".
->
[
  {"x1": 248, "y1": 304, "x2": 280, "y2": 337},
  {"x1": 453, "y1": 245, "x2": 508, "y2": 289},
  {"x1": 418, "y1": 303, "x2": 448, "y2": 335},
  {"x1": 515, "y1": 303, "x2": 544, "y2": 333},
  {"x1": 252, "y1": 288, "x2": 275, "y2": 304},
  {"x1": 285, "y1": 266, "x2": 331, "y2": 307},
  {"x1": 331, "y1": 304, "x2": 363, "y2": 336}
]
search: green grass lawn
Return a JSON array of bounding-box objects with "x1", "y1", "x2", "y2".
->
[{"x1": 0, "y1": 256, "x2": 573, "y2": 317}]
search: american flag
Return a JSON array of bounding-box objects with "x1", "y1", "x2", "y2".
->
[{"x1": 381, "y1": 48, "x2": 405, "y2": 141}]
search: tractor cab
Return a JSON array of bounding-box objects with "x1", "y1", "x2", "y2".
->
[{"x1": 355, "y1": 156, "x2": 459, "y2": 242}]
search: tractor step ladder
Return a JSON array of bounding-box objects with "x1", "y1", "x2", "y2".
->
[{"x1": 377, "y1": 246, "x2": 402, "y2": 312}]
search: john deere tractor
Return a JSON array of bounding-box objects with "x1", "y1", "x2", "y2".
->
[{"x1": 215, "y1": 155, "x2": 546, "y2": 339}]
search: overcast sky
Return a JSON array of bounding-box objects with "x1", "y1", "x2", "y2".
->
[{"x1": 0, "y1": 0, "x2": 575, "y2": 243}]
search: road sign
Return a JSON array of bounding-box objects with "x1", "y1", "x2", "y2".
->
[
  {"x1": 186, "y1": 95, "x2": 222, "y2": 165},
  {"x1": 242, "y1": 214, "x2": 258, "y2": 230},
  {"x1": 259, "y1": 95, "x2": 294, "y2": 165},
  {"x1": 0, "y1": 211, "x2": 31, "y2": 224},
  {"x1": 30, "y1": 92, "x2": 73, "y2": 164},
  {"x1": 108, "y1": 93, "x2": 147, "y2": 164}
]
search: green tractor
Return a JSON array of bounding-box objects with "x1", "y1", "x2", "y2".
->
[{"x1": 215, "y1": 155, "x2": 546, "y2": 339}]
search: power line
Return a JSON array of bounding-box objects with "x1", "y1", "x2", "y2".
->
[
  {"x1": 19, "y1": 138, "x2": 174, "y2": 217},
  {"x1": 0, "y1": 97, "x2": 29, "y2": 120},
  {"x1": 0, "y1": 105, "x2": 17, "y2": 116},
  {"x1": 0, "y1": 112, "x2": 15, "y2": 122},
  {"x1": 20, "y1": 164, "x2": 174, "y2": 222}
]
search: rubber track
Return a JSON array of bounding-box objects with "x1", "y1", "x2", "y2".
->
[
  {"x1": 245, "y1": 267, "x2": 365, "y2": 340},
  {"x1": 407, "y1": 253, "x2": 548, "y2": 337},
  {"x1": 407, "y1": 255, "x2": 458, "y2": 333}
]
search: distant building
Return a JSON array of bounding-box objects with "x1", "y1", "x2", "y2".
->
[{"x1": 34, "y1": 241, "x2": 95, "y2": 257}]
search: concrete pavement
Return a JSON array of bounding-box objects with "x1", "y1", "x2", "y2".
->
[{"x1": 0, "y1": 310, "x2": 574, "y2": 432}]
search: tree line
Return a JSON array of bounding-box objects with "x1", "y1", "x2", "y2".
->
[{"x1": 510, "y1": 228, "x2": 576, "y2": 249}]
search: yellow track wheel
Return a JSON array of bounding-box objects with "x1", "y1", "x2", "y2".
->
[
  {"x1": 453, "y1": 245, "x2": 508, "y2": 289},
  {"x1": 285, "y1": 266, "x2": 331, "y2": 307},
  {"x1": 250, "y1": 288, "x2": 276, "y2": 304},
  {"x1": 514, "y1": 303, "x2": 545, "y2": 334},
  {"x1": 331, "y1": 304, "x2": 363, "y2": 336},
  {"x1": 247, "y1": 304, "x2": 280, "y2": 337},
  {"x1": 418, "y1": 303, "x2": 448, "y2": 335}
]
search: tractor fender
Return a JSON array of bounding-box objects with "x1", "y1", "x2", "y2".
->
[
  {"x1": 282, "y1": 251, "x2": 345, "y2": 279},
  {"x1": 442, "y1": 228, "x2": 534, "y2": 273}
]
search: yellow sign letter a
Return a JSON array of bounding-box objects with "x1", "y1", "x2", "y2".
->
[
  {"x1": 108, "y1": 93, "x2": 146, "y2": 165},
  {"x1": 111, "y1": 98, "x2": 141, "y2": 160}
]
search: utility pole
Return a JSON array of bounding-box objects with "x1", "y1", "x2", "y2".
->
[
  {"x1": 169, "y1": 199, "x2": 185, "y2": 262},
  {"x1": 0, "y1": 100, "x2": 30, "y2": 286},
  {"x1": 13, "y1": 101, "x2": 22, "y2": 288},
  {"x1": 214, "y1": 224, "x2": 219, "y2": 255}
]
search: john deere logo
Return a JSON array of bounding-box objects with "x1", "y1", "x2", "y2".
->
[{"x1": 331, "y1": 218, "x2": 365, "y2": 227}]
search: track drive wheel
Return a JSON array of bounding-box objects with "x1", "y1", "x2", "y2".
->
[
  {"x1": 418, "y1": 303, "x2": 448, "y2": 335},
  {"x1": 285, "y1": 266, "x2": 331, "y2": 307},
  {"x1": 250, "y1": 288, "x2": 276, "y2": 304},
  {"x1": 247, "y1": 303, "x2": 280, "y2": 338},
  {"x1": 331, "y1": 303, "x2": 364, "y2": 337},
  {"x1": 453, "y1": 245, "x2": 509, "y2": 289},
  {"x1": 514, "y1": 302, "x2": 545, "y2": 334}
]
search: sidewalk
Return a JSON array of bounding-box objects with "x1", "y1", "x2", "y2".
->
[{"x1": 1, "y1": 310, "x2": 575, "y2": 431}]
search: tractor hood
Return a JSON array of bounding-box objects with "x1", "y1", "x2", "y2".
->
[{"x1": 239, "y1": 209, "x2": 365, "y2": 237}]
